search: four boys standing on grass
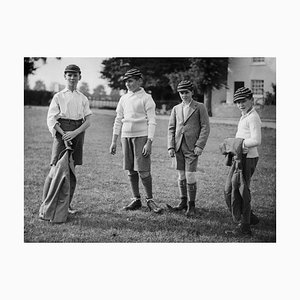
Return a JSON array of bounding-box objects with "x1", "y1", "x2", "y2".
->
[{"x1": 39, "y1": 65, "x2": 262, "y2": 236}]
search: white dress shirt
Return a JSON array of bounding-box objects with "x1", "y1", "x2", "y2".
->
[
  {"x1": 47, "y1": 88, "x2": 92, "y2": 137},
  {"x1": 182, "y1": 100, "x2": 192, "y2": 122}
]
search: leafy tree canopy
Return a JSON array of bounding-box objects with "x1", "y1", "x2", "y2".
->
[
  {"x1": 79, "y1": 82, "x2": 90, "y2": 97},
  {"x1": 100, "y1": 57, "x2": 229, "y2": 114},
  {"x1": 24, "y1": 57, "x2": 61, "y2": 77},
  {"x1": 91, "y1": 84, "x2": 107, "y2": 100},
  {"x1": 101, "y1": 57, "x2": 190, "y2": 90},
  {"x1": 33, "y1": 80, "x2": 46, "y2": 91},
  {"x1": 101, "y1": 57, "x2": 228, "y2": 96},
  {"x1": 166, "y1": 58, "x2": 229, "y2": 94},
  {"x1": 24, "y1": 57, "x2": 47, "y2": 77}
]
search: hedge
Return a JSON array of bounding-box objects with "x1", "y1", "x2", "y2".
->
[{"x1": 24, "y1": 90, "x2": 54, "y2": 106}]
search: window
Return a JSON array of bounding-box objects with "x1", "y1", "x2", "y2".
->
[
  {"x1": 234, "y1": 81, "x2": 244, "y2": 92},
  {"x1": 252, "y1": 57, "x2": 265, "y2": 63},
  {"x1": 251, "y1": 80, "x2": 264, "y2": 95}
]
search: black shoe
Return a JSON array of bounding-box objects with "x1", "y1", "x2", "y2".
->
[
  {"x1": 166, "y1": 198, "x2": 188, "y2": 212},
  {"x1": 174, "y1": 198, "x2": 188, "y2": 211},
  {"x1": 250, "y1": 211, "x2": 259, "y2": 225},
  {"x1": 225, "y1": 223, "x2": 252, "y2": 236},
  {"x1": 146, "y1": 199, "x2": 163, "y2": 214},
  {"x1": 123, "y1": 198, "x2": 142, "y2": 211},
  {"x1": 185, "y1": 201, "x2": 196, "y2": 217}
]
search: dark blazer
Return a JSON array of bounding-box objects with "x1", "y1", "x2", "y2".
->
[
  {"x1": 168, "y1": 100, "x2": 210, "y2": 152},
  {"x1": 39, "y1": 147, "x2": 76, "y2": 223}
]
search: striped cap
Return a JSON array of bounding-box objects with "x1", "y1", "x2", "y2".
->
[
  {"x1": 122, "y1": 68, "x2": 143, "y2": 80},
  {"x1": 64, "y1": 64, "x2": 81, "y2": 74},
  {"x1": 177, "y1": 80, "x2": 193, "y2": 92},
  {"x1": 233, "y1": 87, "x2": 253, "y2": 102}
]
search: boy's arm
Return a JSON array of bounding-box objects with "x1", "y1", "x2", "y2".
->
[
  {"x1": 83, "y1": 96, "x2": 93, "y2": 117},
  {"x1": 62, "y1": 115, "x2": 92, "y2": 142},
  {"x1": 195, "y1": 104, "x2": 210, "y2": 150},
  {"x1": 144, "y1": 96, "x2": 156, "y2": 140},
  {"x1": 54, "y1": 123, "x2": 65, "y2": 136},
  {"x1": 243, "y1": 115, "x2": 261, "y2": 148},
  {"x1": 76, "y1": 114, "x2": 92, "y2": 134},
  {"x1": 110, "y1": 134, "x2": 119, "y2": 155},
  {"x1": 167, "y1": 108, "x2": 176, "y2": 150},
  {"x1": 110, "y1": 100, "x2": 123, "y2": 155},
  {"x1": 47, "y1": 95, "x2": 61, "y2": 137},
  {"x1": 112, "y1": 100, "x2": 123, "y2": 137}
]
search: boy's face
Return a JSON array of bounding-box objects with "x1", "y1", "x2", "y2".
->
[
  {"x1": 179, "y1": 90, "x2": 193, "y2": 102},
  {"x1": 64, "y1": 72, "x2": 81, "y2": 89},
  {"x1": 235, "y1": 97, "x2": 253, "y2": 113},
  {"x1": 125, "y1": 77, "x2": 142, "y2": 92}
]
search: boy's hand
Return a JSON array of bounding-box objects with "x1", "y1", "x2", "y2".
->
[
  {"x1": 194, "y1": 146, "x2": 203, "y2": 156},
  {"x1": 242, "y1": 146, "x2": 249, "y2": 154},
  {"x1": 242, "y1": 141, "x2": 249, "y2": 154},
  {"x1": 62, "y1": 130, "x2": 78, "y2": 142},
  {"x1": 110, "y1": 142, "x2": 117, "y2": 155},
  {"x1": 168, "y1": 149, "x2": 175, "y2": 157},
  {"x1": 142, "y1": 142, "x2": 152, "y2": 157}
]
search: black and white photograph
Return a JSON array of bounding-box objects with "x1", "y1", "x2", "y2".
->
[
  {"x1": 24, "y1": 57, "x2": 276, "y2": 242},
  {"x1": 2, "y1": 0, "x2": 300, "y2": 299}
]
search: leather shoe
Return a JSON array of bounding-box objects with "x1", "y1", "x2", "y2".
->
[
  {"x1": 250, "y1": 211, "x2": 259, "y2": 225},
  {"x1": 146, "y1": 199, "x2": 163, "y2": 214},
  {"x1": 173, "y1": 198, "x2": 188, "y2": 211},
  {"x1": 123, "y1": 198, "x2": 142, "y2": 211},
  {"x1": 185, "y1": 201, "x2": 195, "y2": 217},
  {"x1": 225, "y1": 223, "x2": 252, "y2": 236}
]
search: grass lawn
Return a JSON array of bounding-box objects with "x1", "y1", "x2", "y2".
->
[{"x1": 24, "y1": 106, "x2": 276, "y2": 242}]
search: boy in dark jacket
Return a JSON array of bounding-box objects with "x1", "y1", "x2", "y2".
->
[{"x1": 167, "y1": 80, "x2": 210, "y2": 217}]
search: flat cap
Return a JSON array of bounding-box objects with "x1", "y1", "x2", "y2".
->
[
  {"x1": 233, "y1": 87, "x2": 253, "y2": 102},
  {"x1": 64, "y1": 64, "x2": 81, "y2": 74},
  {"x1": 122, "y1": 68, "x2": 143, "y2": 80},
  {"x1": 177, "y1": 80, "x2": 193, "y2": 92}
]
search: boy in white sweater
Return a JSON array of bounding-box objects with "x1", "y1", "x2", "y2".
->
[
  {"x1": 109, "y1": 68, "x2": 162, "y2": 213},
  {"x1": 226, "y1": 87, "x2": 262, "y2": 236}
]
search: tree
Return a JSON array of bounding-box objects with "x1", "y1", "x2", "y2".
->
[
  {"x1": 24, "y1": 57, "x2": 47, "y2": 78},
  {"x1": 265, "y1": 83, "x2": 276, "y2": 105},
  {"x1": 92, "y1": 84, "x2": 107, "y2": 100},
  {"x1": 49, "y1": 82, "x2": 65, "y2": 92},
  {"x1": 101, "y1": 57, "x2": 229, "y2": 115},
  {"x1": 33, "y1": 80, "x2": 46, "y2": 91},
  {"x1": 190, "y1": 58, "x2": 228, "y2": 116},
  {"x1": 110, "y1": 89, "x2": 120, "y2": 102},
  {"x1": 79, "y1": 82, "x2": 90, "y2": 97},
  {"x1": 24, "y1": 57, "x2": 46, "y2": 90},
  {"x1": 24, "y1": 57, "x2": 61, "y2": 90},
  {"x1": 167, "y1": 58, "x2": 229, "y2": 116},
  {"x1": 101, "y1": 57, "x2": 190, "y2": 100}
]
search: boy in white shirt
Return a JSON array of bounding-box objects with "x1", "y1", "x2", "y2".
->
[
  {"x1": 42, "y1": 64, "x2": 92, "y2": 215},
  {"x1": 226, "y1": 87, "x2": 261, "y2": 236},
  {"x1": 109, "y1": 68, "x2": 162, "y2": 213}
]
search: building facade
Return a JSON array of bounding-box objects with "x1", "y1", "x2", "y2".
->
[{"x1": 226, "y1": 57, "x2": 276, "y2": 103}]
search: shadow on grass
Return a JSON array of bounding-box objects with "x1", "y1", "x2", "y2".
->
[{"x1": 64, "y1": 206, "x2": 275, "y2": 242}]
